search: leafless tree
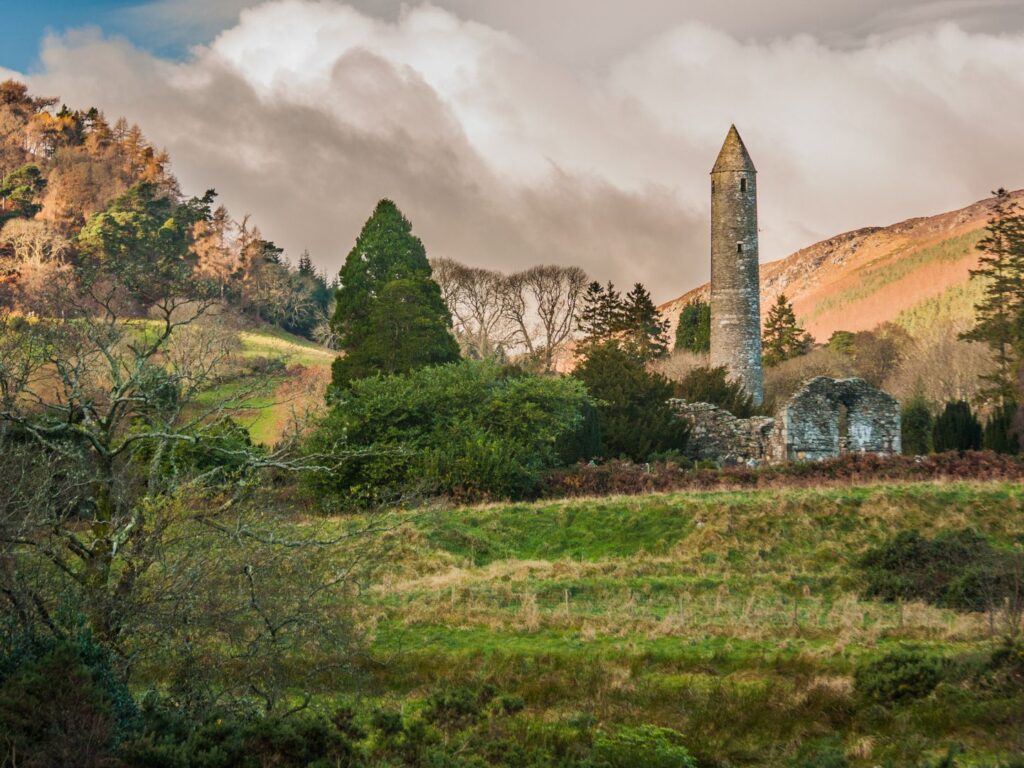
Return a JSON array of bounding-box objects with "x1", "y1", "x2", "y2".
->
[
  {"x1": 884, "y1": 319, "x2": 996, "y2": 406},
  {"x1": 503, "y1": 265, "x2": 588, "y2": 372},
  {"x1": 431, "y1": 257, "x2": 516, "y2": 359}
]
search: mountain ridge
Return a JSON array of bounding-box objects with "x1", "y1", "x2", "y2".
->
[{"x1": 660, "y1": 189, "x2": 1024, "y2": 341}]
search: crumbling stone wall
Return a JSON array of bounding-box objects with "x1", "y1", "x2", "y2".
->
[
  {"x1": 671, "y1": 377, "x2": 900, "y2": 465},
  {"x1": 668, "y1": 399, "x2": 775, "y2": 465},
  {"x1": 777, "y1": 377, "x2": 900, "y2": 461}
]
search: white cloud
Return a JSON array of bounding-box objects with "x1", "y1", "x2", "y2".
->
[{"x1": 16, "y1": 1, "x2": 1024, "y2": 301}]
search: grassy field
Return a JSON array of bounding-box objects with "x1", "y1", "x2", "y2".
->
[{"x1": 322, "y1": 481, "x2": 1024, "y2": 766}]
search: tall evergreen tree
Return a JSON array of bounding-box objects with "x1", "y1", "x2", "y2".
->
[
  {"x1": 622, "y1": 283, "x2": 670, "y2": 360},
  {"x1": 330, "y1": 200, "x2": 458, "y2": 388},
  {"x1": 675, "y1": 298, "x2": 711, "y2": 353},
  {"x1": 762, "y1": 293, "x2": 813, "y2": 366},
  {"x1": 960, "y1": 188, "x2": 1024, "y2": 404}
]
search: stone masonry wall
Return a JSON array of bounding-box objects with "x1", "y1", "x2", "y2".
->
[{"x1": 671, "y1": 377, "x2": 901, "y2": 465}]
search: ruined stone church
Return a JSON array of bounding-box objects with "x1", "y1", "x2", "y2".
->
[{"x1": 673, "y1": 126, "x2": 901, "y2": 464}]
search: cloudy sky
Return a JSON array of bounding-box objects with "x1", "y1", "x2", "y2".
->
[{"x1": 3, "y1": 0, "x2": 1024, "y2": 300}]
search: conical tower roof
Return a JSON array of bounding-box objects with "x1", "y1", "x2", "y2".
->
[{"x1": 711, "y1": 125, "x2": 756, "y2": 174}]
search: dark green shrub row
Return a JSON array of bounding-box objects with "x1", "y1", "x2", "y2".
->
[{"x1": 859, "y1": 528, "x2": 1023, "y2": 612}]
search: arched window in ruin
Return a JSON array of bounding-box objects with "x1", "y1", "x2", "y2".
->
[
  {"x1": 737, "y1": 243, "x2": 743, "y2": 254},
  {"x1": 740, "y1": 177, "x2": 747, "y2": 192}
]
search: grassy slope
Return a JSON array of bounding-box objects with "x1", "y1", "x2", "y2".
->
[
  {"x1": 196, "y1": 326, "x2": 335, "y2": 445},
  {"x1": 345, "y1": 482, "x2": 1024, "y2": 766}
]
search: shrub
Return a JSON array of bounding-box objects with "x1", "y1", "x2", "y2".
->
[
  {"x1": 859, "y1": 528, "x2": 1015, "y2": 612},
  {"x1": 305, "y1": 360, "x2": 594, "y2": 505},
  {"x1": 901, "y1": 394, "x2": 934, "y2": 455},
  {"x1": 933, "y1": 400, "x2": 982, "y2": 452},
  {"x1": 674, "y1": 364, "x2": 758, "y2": 418},
  {"x1": 122, "y1": 709, "x2": 360, "y2": 767},
  {"x1": 854, "y1": 648, "x2": 944, "y2": 704},
  {"x1": 573, "y1": 341, "x2": 688, "y2": 462},
  {"x1": 791, "y1": 738, "x2": 849, "y2": 768},
  {"x1": 0, "y1": 629, "x2": 138, "y2": 767},
  {"x1": 592, "y1": 724, "x2": 696, "y2": 768}
]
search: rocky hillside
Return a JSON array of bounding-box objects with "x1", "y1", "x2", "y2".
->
[{"x1": 660, "y1": 190, "x2": 1024, "y2": 341}]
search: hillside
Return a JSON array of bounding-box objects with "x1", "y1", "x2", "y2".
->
[
  {"x1": 196, "y1": 324, "x2": 335, "y2": 445},
  {"x1": 142, "y1": 480, "x2": 1023, "y2": 766},
  {"x1": 660, "y1": 190, "x2": 1024, "y2": 341}
]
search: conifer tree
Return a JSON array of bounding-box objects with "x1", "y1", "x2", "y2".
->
[
  {"x1": 960, "y1": 189, "x2": 1024, "y2": 404},
  {"x1": 330, "y1": 200, "x2": 458, "y2": 389},
  {"x1": 983, "y1": 402, "x2": 1021, "y2": 454},
  {"x1": 622, "y1": 282, "x2": 669, "y2": 360},
  {"x1": 762, "y1": 293, "x2": 813, "y2": 366},
  {"x1": 675, "y1": 299, "x2": 710, "y2": 353},
  {"x1": 576, "y1": 280, "x2": 624, "y2": 347},
  {"x1": 573, "y1": 341, "x2": 688, "y2": 461},
  {"x1": 932, "y1": 400, "x2": 982, "y2": 453}
]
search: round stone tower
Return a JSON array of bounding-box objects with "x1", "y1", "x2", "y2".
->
[{"x1": 710, "y1": 125, "x2": 764, "y2": 405}]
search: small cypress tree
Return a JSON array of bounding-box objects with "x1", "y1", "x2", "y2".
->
[
  {"x1": 983, "y1": 401, "x2": 1021, "y2": 454},
  {"x1": 900, "y1": 394, "x2": 933, "y2": 455},
  {"x1": 932, "y1": 400, "x2": 982, "y2": 453},
  {"x1": 762, "y1": 293, "x2": 813, "y2": 366},
  {"x1": 675, "y1": 299, "x2": 711, "y2": 353}
]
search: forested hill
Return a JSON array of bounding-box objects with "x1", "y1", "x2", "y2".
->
[
  {"x1": 0, "y1": 80, "x2": 332, "y2": 340},
  {"x1": 660, "y1": 189, "x2": 1024, "y2": 342}
]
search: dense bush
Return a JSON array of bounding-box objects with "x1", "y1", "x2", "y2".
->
[
  {"x1": 984, "y1": 402, "x2": 1021, "y2": 454},
  {"x1": 933, "y1": 400, "x2": 982, "y2": 452},
  {"x1": 901, "y1": 394, "x2": 934, "y2": 455},
  {"x1": 306, "y1": 360, "x2": 594, "y2": 505},
  {"x1": 854, "y1": 647, "x2": 944, "y2": 704},
  {"x1": 674, "y1": 364, "x2": 758, "y2": 418},
  {"x1": 592, "y1": 725, "x2": 696, "y2": 768},
  {"x1": 0, "y1": 629, "x2": 138, "y2": 767},
  {"x1": 121, "y1": 708, "x2": 360, "y2": 768},
  {"x1": 859, "y1": 528, "x2": 1018, "y2": 612},
  {"x1": 573, "y1": 341, "x2": 688, "y2": 462}
]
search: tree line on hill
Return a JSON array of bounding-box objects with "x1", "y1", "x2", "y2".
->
[{"x1": 0, "y1": 80, "x2": 332, "y2": 339}]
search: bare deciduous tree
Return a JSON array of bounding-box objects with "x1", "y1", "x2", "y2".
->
[{"x1": 431, "y1": 257, "x2": 515, "y2": 359}]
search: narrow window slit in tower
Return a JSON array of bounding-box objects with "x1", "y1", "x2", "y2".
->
[
  {"x1": 740, "y1": 177, "x2": 747, "y2": 192},
  {"x1": 737, "y1": 243, "x2": 743, "y2": 254}
]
